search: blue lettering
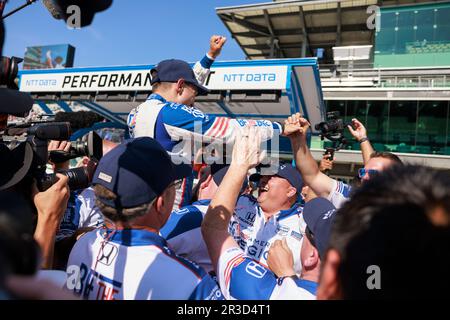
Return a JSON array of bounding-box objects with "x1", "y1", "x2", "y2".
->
[
  {"x1": 27, "y1": 79, "x2": 57, "y2": 86},
  {"x1": 236, "y1": 119, "x2": 247, "y2": 127},
  {"x1": 222, "y1": 73, "x2": 277, "y2": 82}
]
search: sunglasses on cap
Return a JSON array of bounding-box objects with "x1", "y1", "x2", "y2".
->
[{"x1": 358, "y1": 168, "x2": 379, "y2": 179}]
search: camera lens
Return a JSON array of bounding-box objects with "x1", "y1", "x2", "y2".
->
[
  {"x1": 55, "y1": 167, "x2": 90, "y2": 190},
  {"x1": 72, "y1": 140, "x2": 88, "y2": 156}
]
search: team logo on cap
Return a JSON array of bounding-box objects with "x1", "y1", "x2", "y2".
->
[{"x1": 98, "y1": 172, "x2": 112, "y2": 183}]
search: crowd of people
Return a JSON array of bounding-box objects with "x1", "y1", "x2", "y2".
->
[{"x1": 0, "y1": 35, "x2": 449, "y2": 300}]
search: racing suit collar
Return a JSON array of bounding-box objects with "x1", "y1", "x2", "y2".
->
[
  {"x1": 147, "y1": 93, "x2": 167, "y2": 103},
  {"x1": 101, "y1": 227, "x2": 168, "y2": 247},
  {"x1": 275, "y1": 203, "x2": 302, "y2": 222}
]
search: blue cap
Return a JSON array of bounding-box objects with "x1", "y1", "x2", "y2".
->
[
  {"x1": 150, "y1": 59, "x2": 209, "y2": 96},
  {"x1": 211, "y1": 164, "x2": 248, "y2": 188},
  {"x1": 92, "y1": 137, "x2": 191, "y2": 208},
  {"x1": 250, "y1": 162, "x2": 304, "y2": 193},
  {"x1": 302, "y1": 197, "x2": 337, "y2": 260}
]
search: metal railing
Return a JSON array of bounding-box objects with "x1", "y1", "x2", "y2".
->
[{"x1": 319, "y1": 63, "x2": 450, "y2": 89}]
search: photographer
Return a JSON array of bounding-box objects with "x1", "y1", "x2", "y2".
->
[
  {"x1": 32, "y1": 174, "x2": 70, "y2": 269},
  {"x1": 285, "y1": 113, "x2": 403, "y2": 209},
  {"x1": 54, "y1": 134, "x2": 119, "y2": 269}
]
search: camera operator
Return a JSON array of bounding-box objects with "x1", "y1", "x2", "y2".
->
[
  {"x1": 53, "y1": 135, "x2": 119, "y2": 270},
  {"x1": 32, "y1": 173, "x2": 70, "y2": 269},
  {"x1": 285, "y1": 113, "x2": 403, "y2": 209}
]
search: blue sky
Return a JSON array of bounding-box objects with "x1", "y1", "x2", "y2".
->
[{"x1": 3, "y1": 0, "x2": 262, "y2": 68}]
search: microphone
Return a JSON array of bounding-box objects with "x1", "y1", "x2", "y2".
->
[
  {"x1": 54, "y1": 111, "x2": 104, "y2": 131},
  {"x1": 41, "y1": 0, "x2": 63, "y2": 20}
]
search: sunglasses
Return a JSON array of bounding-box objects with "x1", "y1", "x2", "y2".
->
[{"x1": 358, "y1": 168, "x2": 379, "y2": 179}]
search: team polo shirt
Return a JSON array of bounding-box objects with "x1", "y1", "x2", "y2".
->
[
  {"x1": 217, "y1": 247, "x2": 316, "y2": 300},
  {"x1": 327, "y1": 179, "x2": 352, "y2": 209},
  {"x1": 229, "y1": 195, "x2": 306, "y2": 275},
  {"x1": 66, "y1": 228, "x2": 223, "y2": 300},
  {"x1": 160, "y1": 199, "x2": 213, "y2": 273}
]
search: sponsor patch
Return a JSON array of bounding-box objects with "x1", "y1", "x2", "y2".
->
[{"x1": 98, "y1": 172, "x2": 112, "y2": 183}]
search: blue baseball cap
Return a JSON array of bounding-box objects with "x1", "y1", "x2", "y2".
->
[
  {"x1": 92, "y1": 137, "x2": 191, "y2": 209},
  {"x1": 150, "y1": 59, "x2": 209, "y2": 96},
  {"x1": 250, "y1": 162, "x2": 304, "y2": 192},
  {"x1": 303, "y1": 197, "x2": 337, "y2": 260}
]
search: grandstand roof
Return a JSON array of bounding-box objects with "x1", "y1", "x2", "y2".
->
[{"x1": 216, "y1": 0, "x2": 442, "y2": 63}]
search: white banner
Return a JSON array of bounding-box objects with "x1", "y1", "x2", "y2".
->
[
  {"x1": 204, "y1": 65, "x2": 288, "y2": 90},
  {"x1": 19, "y1": 65, "x2": 288, "y2": 92}
]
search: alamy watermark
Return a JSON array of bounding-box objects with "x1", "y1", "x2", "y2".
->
[
  {"x1": 366, "y1": 5, "x2": 381, "y2": 32},
  {"x1": 366, "y1": 265, "x2": 381, "y2": 290},
  {"x1": 66, "y1": 5, "x2": 81, "y2": 29}
]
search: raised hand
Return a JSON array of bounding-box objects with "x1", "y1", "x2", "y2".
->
[
  {"x1": 319, "y1": 154, "x2": 334, "y2": 172},
  {"x1": 283, "y1": 113, "x2": 310, "y2": 138},
  {"x1": 231, "y1": 126, "x2": 264, "y2": 170},
  {"x1": 208, "y1": 35, "x2": 227, "y2": 59},
  {"x1": 347, "y1": 118, "x2": 368, "y2": 142}
]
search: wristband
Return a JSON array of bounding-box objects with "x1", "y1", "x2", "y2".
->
[{"x1": 359, "y1": 137, "x2": 369, "y2": 144}]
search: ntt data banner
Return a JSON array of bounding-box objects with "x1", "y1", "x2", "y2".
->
[
  {"x1": 206, "y1": 65, "x2": 288, "y2": 90},
  {"x1": 19, "y1": 65, "x2": 288, "y2": 92}
]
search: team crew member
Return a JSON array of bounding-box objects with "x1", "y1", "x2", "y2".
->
[
  {"x1": 201, "y1": 127, "x2": 335, "y2": 300},
  {"x1": 160, "y1": 165, "x2": 245, "y2": 273},
  {"x1": 66, "y1": 137, "x2": 223, "y2": 300},
  {"x1": 285, "y1": 114, "x2": 403, "y2": 208},
  {"x1": 267, "y1": 197, "x2": 337, "y2": 297},
  {"x1": 230, "y1": 162, "x2": 306, "y2": 275}
]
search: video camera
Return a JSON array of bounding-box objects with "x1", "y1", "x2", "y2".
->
[
  {"x1": 315, "y1": 111, "x2": 350, "y2": 151},
  {"x1": 1, "y1": 119, "x2": 102, "y2": 192}
]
